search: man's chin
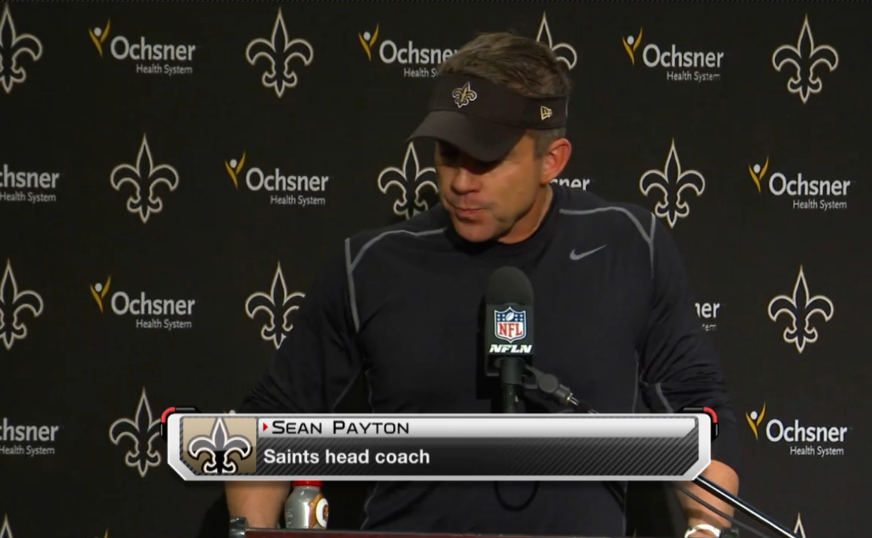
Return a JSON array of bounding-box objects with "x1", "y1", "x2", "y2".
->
[{"x1": 450, "y1": 217, "x2": 498, "y2": 243}]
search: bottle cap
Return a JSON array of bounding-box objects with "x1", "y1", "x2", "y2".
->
[{"x1": 292, "y1": 480, "x2": 322, "y2": 487}]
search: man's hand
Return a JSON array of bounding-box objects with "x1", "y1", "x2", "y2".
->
[
  {"x1": 226, "y1": 481, "x2": 291, "y2": 529},
  {"x1": 685, "y1": 529, "x2": 721, "y2": 538},
  {"x1": 677, "y1": 459, "x2": 739, "y2": 534}
]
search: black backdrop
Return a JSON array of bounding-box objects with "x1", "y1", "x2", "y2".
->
[{"x1": 1, "y1": 3, "x2": 870, "y2": 538}]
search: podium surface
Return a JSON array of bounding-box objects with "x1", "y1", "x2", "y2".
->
[{"x1": 245, "y1": 531, "x2": 641, "y2": 538}]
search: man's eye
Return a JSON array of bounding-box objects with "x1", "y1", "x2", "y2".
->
[{"x1": 439, "y1": 148, "x2": 459, "y2": 161}]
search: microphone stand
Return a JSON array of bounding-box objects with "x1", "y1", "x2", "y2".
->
[
  {"x1": 497, "y1": 356, "x2": 526, "y2": 413},
  {"x1": 521, "y1": 364, "x2": 799, "y2": 538}
]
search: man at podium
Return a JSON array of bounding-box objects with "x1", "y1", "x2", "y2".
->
[{"x1": 229, "y1": 31, "x2": 740, "y2": 538}]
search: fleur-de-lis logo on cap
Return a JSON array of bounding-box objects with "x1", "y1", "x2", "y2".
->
[
  {"x1": 110, "y1": 134, "x2": 180, "y2": 224},
  {"x1": 452, "y1": 81, "x2": 477, "y2": 108},
  {"x1": 245, "y1": 262, "x2": 305, "y2": 350},
  {"x1": 186, "y1": 417, "x2": 252, "y2": 475},
  {"x1": 109, "y1": 387, "x2": 162, "y2": 478},
  {"x1": 772, "y1": 14, "x2": 838, "y2": 104},
  {"x1": 0, "y1": 3, "x2": 43, "y2": 94},
  {"x1": 377, "y1": 142, "x2": 438, "y2": 219},
  {"x1": 745, "y1": 403, "x2": 766, "y2": 440},
  {"x1": 639, "y1": 139, "x2": 705, "y2": 229},
  {"x1": 767, "y1": 265, "x2": 834, "y2": 354},
  {"x1": 245, "y1": 8, "x2": 314, "y2": 98},
  {"x1": 0, "y1": 259, "x2": 44, "y2": 351}
]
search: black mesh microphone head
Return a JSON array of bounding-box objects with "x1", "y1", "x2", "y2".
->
[{"x1": 485, "y1": 266, "x2": 534, "y2": 304}]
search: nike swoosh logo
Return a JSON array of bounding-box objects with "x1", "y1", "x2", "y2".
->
[{"x1": 569, "y1": 244, "x2": 607, "y2": 261}]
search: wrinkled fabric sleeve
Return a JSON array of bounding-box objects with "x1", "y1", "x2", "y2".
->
[
  {"x1": 636, "y1": 219, "x2": 740, "y2": 473},
  {"x1": 237, "y1": 247, "x2": 363, "y2": 414}
]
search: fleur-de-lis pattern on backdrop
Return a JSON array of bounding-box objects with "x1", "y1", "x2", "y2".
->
[
  {"x1": 767, "y1": 266, "x2": 834, "y2": 354},
  {"x1": 377, "y1": 142, "x2": 438, "y2": 220},
  {"x1": 245, "y1": 262, "x2": 305, "y2": 350},
  {"x1": 793, "y1": 513, "x2": 807, "y2": 538},
  {"x1": 638, "y1": 139, "x2": 705, "y2": 229},
  {"x1": 535, "y1": 12, "x2": 577, "y2": 70},
  {"x1": 772, "y1": 15, "x2": 839, "y2": 104},
  {"x1": 0, "y1": 3, "x2": 866, "y2": 537},
  {"x1": 0, "y1": 259, "x2": 44, "y2": 351},
  {"x1": 109, "y1": 134, "x2": 180, "y2": 224},
  {"x1": 108, "y1": 388, "x2": 162, "y2": 478},
  {"x1": 245, "y1": 7, "x2": 314, "y2": 98},
  {"x1": 0, "y1": 515, "x2": 12, "y2": 538},
  {"x1": 0, "y1": 3, "x2": 43, "y2": 94}
]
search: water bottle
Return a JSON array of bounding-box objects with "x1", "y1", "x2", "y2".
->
[{"x1": 284, "y1": 481, "x2": 329, "y2": 529}]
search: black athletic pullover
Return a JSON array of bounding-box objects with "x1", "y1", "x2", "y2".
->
[{"x1": 239, "y1": 185, "x2": 739, "y2": 536}]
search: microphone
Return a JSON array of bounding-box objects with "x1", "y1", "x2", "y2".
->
[{"x1": 484, "y1": 267, "x2": 535, "y2": 414}]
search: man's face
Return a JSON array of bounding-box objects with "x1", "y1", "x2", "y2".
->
[{"x1": 435, "y1": 135, "x2": 544, "y2": 243}]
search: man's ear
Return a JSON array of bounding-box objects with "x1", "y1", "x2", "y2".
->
[{"x1": 540, "y1": 138, "x2": 572, "y2": 185}]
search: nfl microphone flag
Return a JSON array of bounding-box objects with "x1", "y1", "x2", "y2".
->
[
  {"x1": 495, "y1": 306, "x2": 527, "y2": 344},
  {"x1": 168, "y1": 413, "x2": 711, "y2": 481}
]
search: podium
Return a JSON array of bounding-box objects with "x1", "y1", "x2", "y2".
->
[{"x1": 243, "y1": 531, "x2": 645, "y2": 538}]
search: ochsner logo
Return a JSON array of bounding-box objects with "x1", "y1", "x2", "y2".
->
[
  {"x1": 90, "y1": 274, "x2": 195, "y2": 331},
  {"x1": 358, "y1": 24, "x2": 457, "y2": 78},
  {"x1": 358, "y1": 12, "x2": 576, "y2": 78},
  {"x1": 622, "y1": 27, "x2": 724, "y2": 83},
  {"x1": 88, "y1": 19, "x2": 196, "y2": 76},
  {"x1": 0, "y1": 163, "x2": 60, "y2": 204},
  {"x1": 694, "y1": 301, "x2": 721, "y2": 333},
  {"x1": 550, "y1": 177, "x2": 591, "y2": 190},
  {"x1": 0, "y1": 417, "x2": 61, "y2": 457},
  {"x1": 749, "y1": 155, "x2": 852, "y2": 211},
  {"x1": 746, "y1": 403, "x2": 849, "y2": 458},
  {"x1": 224, "y1": 151, "x2": 330, "y2": 208}
]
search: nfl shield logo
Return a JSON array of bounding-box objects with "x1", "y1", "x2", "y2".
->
[{"x1": 494, "y1": 307, "x2": 527, "y2": 343}]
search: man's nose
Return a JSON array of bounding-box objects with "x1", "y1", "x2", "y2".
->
[{"x1": 449, "y1": 166, "x2": 481, "y2": 194}]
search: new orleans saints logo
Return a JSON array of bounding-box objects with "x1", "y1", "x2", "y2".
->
[
  {"x1": 377, "y1": 142, "x2": 438, "y2": 219},
  {"x1": 0, "y1": 4, "x2": 43, "y2": 94},
  {"x1": 184, "y1": 417, "x2": 255, "y2": 475},
  {"x1": 245, "y1": 262, "x2": 305, "y2": 350},
  {"x1": 639, "y1": 139, "x2": 705, "y2": 229},
  {"x1": 109, "y1": 134, "x2": 180, "y2": 224},
  {"x1": 0, "y1": 259, "x2": 44, "y2": 351},
  {"x1": 109, "y1": 388, "x2": 162, "y2": 478},
  {"x1": 452, "y1": 82, "x2": 477, "y2": 108},
  {"x1": 772, "y1": 15, "x2": 838, "y2": 104},
  {"x1": 767, "y1": 265, "x2": 834, "y2": 354},
  {"x1": 245, "y1": 8, "x2": 314, "y2": 98}
]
